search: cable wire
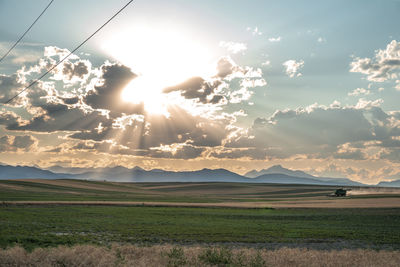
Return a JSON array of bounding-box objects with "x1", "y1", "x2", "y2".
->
[
  {"x1": 3, "y1": 0, "x2": 134, "y2": 105},
  {"x1": 0, "y1": 0, "x2": 55, "y2": 64}
]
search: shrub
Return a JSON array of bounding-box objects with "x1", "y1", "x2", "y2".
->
[
  {"x1": 249, "y1": 251, "x2": 266, "y2": 267},
  {"x1": 198, "y1": 247, "x2": 233, "y2": 265},
  {"x1": 166, "y1": 247, "x2": 187, "y2": 267}
]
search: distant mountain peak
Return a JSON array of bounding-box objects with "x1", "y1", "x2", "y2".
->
[
  {"x1": 132, "y1": 166, "x2": 145, "y2": 171},
  {"x1": 245, "y1": 165, "x2": 315, "y2": 179},
  {"x1": 267, "y1": 165, "x2": 285, "y2": 171}
]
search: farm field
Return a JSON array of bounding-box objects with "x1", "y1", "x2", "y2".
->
[
  {"x1": 1, "y1": 179, "x2": 400, "y2": 207},
  {"x1": 1, "y1": 205, "x2": 400, "y2": 250},
  {"x1": 1, "y1": 179, "x2": 400, "y2": 252}
]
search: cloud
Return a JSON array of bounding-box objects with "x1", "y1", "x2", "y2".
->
[
  {"x1": 0, "y1": 74, "x2": 23, "y2": 104},
  {"x1": 350, "y1": 40, "x2": 400, "y2": 83},
  {"x1": 246, "y1": 26, "x2": 262, "y2": 36},
  {"x1": 164, "y1": 56, "x2": 266, "y2": 106},
  {"x1": 0, "y1": 135, "x2": 37, "y2": 152},
  {"x1": 0, "y1": 46, "x2": 267, "y2": 161},
  {"x1": 268, "y1": 37, "x2": 281, "y2": 42},
  {"x1": 0, "y1": 41, "x2": 42, "y2": 65},
  {"x1": 219, "y1": 41, "x2": 247, "y2": 54},
  {"x1": 52, "y1": 60, "x2": 92, "y2": 85},
  {"x1": 261, "y1": 60, "x2": 271, "y2": 66},
  {"x1": 222, "y1": 100, "x2": 400, "y2": 161},
  {"x1": 163, "y1": 76, "x2": 225, "y2": 104},
  {"x1": 83, "y1": 62, "x2": 144, "y2": 116},
  {"x1": 283, "y1": 59, "x2": 304, "y2": 78},
  {"x1": 348, "y1": 88, "x2": 370, "y2": 96}
]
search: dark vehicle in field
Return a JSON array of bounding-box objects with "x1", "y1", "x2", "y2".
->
[{"x1": 334, "y1": 188, "x2": 347, "y2": 197}]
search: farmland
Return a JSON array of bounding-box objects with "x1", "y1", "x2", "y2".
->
[
  {"x1": 1, "y1": 179, "x2": 400, "y2": 253},
  {"x1": 1, "y1": 179, "x2": 400, "y2": 207}
]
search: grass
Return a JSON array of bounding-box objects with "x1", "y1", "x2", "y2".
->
[
  {"x1": 0, "y1": 205, "x2": 399, "y2": 250},
  {"x1": 1, "y1": 244, "x2": 400, "y2": 267}
]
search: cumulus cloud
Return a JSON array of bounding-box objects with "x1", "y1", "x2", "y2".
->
[
  {"x1": 221, "y1": 100, "x2": 400, "y2": 161},
  {"x1": 348, "y1": 88, "x2": 370, "y2": 96},
  {"x1": 350, "y1": 40, "x2": 400, "y2": 83},
  {"x1": 83, "y1": 62, "x2": 144, "y2": 116},
  {"x1": 283, "y1": 59, "x2": 304, "y2": 77},
  {"x1": 52, "y1": 59, "x2": 92, "y2": 85},
  {"x1": 163, "y1": 77, "x2": 225, "y2": 104},
  {"x1": 164, "y1": 56, "x2": 266, "y2": 106},
  {"x1": 219, "y1": 41, "x2": 247, "y2": 54},
  {"x1": 0, "y1": 45, "x2": 270, "y2": 161}
]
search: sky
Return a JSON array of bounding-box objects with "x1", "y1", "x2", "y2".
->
[{"x1": 0, "y1": 0, "x2": 400, "y2": 184}]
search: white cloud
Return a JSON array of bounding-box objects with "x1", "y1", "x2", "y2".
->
[
  {"x1": 247, "y1": 26, "x2": 262, "y2": 36},
  {"x1": 283, "y1": 59, "x2": 304, "y2": 78},
  {"x1": 350, "y1": 40, "x2": 400, "y2": 83},
  {"x1": 268, "y1": 36, "x2": 281, "y2": 42},
  {"x1": 219, "y1": 41, "x2": 247, "y2": 54},
  {"x1": 261, "y1": 60, "x2": 271, "y2": 66},
  {"x1": 348, "y1": 88, "x2": 370, "y2": 96},
  {"x1": 317, "y1": 37, "x2": 326, "y2": 43},
  {"x1": 354, "y1": 98, "x2": 383, "y2": 109},
  {"x1": 396, "y1": 80, "x2": 400, "y2": 91}
]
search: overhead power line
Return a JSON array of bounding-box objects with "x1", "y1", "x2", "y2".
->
[
  {"x1": 0, "y1": 0, "x2": 55, "y2": 64},
  {"x1": 2, "y1": 0, "x2": 134, "y2": 105}
]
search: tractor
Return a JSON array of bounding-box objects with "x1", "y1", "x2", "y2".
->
[{"x1": 334, "y1": 188, "x2": 347, "y2": 197}]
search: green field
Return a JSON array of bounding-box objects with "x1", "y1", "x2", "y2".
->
[
  {"x1": 1, "y1": 205, "x2": 399, "y2": 250},
  {"x1": 1, "y1": 179, "x2": 400, "y2": 251}
]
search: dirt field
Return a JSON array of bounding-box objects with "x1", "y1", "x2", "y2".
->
[{"x1": 3, "y1": 197, "x2": 400, "y2": 208}]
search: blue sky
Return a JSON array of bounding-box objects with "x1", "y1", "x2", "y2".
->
[{"x1": 0, "y1": 0, "x2": 399, "y2": 183}]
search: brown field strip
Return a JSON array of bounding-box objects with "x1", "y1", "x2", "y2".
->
[{"x1": 2, "y1": 197, "x2": 400, "y2": 208}]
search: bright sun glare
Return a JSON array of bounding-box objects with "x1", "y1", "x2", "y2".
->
[{"x1": 102, "y1": 24, "x2": 216, "y2": 116}]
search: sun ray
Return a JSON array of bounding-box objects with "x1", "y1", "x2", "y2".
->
[{"x1": 101, "y1": 23, "x2": 217, "y2": 116}]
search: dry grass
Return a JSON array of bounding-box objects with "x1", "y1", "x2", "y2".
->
[{"x1": 0, "y1": 244, "x2": 399, "y2": 267}]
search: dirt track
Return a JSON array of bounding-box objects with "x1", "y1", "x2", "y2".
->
[{"x1": 3, "y1": 197, "x2": 400, "y2": 208}]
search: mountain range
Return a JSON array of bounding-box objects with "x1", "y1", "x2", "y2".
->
[{"x1": 0, "y1": 163, "x2": 398, "y2": 187}]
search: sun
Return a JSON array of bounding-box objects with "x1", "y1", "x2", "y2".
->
[
  {"x1": 120, "y1": 75, "x2": 167, "y2": 115},
  {"x1": 102, "y1": 23, "x2": 216, "y2": 116}
]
